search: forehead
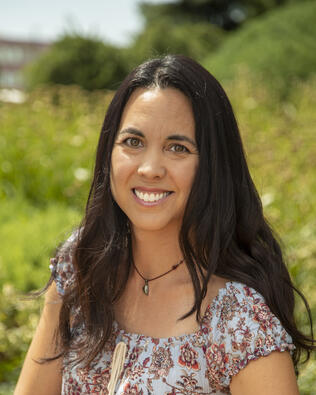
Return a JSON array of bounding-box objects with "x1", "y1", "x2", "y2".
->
[{"x1": 118, "y1": 87, "x2": 195, "y2": 135}]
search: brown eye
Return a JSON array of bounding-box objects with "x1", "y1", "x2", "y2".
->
[
  {"x1": 169, "y1": 144, "x2": 189, "y2": 153},
  {"x1": 124, "y1": 137, "x2": 143, "y2": 147}
]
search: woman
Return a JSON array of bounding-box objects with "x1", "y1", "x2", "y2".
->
[{"x1": 15, "y1": 55, "x2": 314, "y2": 394}]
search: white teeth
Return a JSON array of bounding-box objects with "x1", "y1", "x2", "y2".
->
[{"x1": 134, "y1": 189, "x2": 169, "y2": 202}]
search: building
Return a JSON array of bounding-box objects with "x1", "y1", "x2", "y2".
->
[{"x1": 0, "y1": 37, "x2": 51, "y2": 89}]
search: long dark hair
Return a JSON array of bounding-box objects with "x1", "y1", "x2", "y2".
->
[{"x1": 45, "y1": 54, "x2": 315, "y2": 371}]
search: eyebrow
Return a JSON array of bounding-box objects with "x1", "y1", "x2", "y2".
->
[{"x1": 118, "y1": 127, "x2": 197, "y2": 147}]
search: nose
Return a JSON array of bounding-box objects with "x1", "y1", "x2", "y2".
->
[{"x1": 137, "y1": 151, "x2": 166, "y2": 180}]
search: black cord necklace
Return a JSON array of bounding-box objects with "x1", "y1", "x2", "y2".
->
[{"x1": 131, "y1": 257, "x2": 184, "y2": 295}]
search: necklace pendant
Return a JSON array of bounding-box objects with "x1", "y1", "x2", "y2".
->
[{"x1": 143, "y1": 280, "x2": 149, "y2": 295}]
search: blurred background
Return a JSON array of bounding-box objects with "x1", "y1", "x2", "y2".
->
[{"x1": 0, "y1": 0, "x2": 315, "y2": 393}]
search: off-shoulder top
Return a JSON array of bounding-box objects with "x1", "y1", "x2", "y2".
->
[{"x1": 49, "y1": 235, "x2": 295, "y2": 394}]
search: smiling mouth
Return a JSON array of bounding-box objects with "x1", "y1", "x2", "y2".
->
[{"x1": 132, "y1": 188, "x2": 173, "y2": 203}]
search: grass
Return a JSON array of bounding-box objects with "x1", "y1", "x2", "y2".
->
[{"x1": 0, "y1": 74, "x2": 315, "y2": 392}]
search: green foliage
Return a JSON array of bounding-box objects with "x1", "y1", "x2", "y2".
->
[
  {"x1": 0, "y1": 85, "x2": 113, "y2": 208},
  {"x1": 0, "y1": 382, "x2": 14, "y2": 395},
  {"x1": 21, "y1": 1, "x2": 316, "y2": 98},
  {"x1": 24, "y1": 34, "x2": 128, "y2": 91},
  {"x1": 203, "y1": 0, "x2": 316, "y2": 99},
  {"x1": 224, "y1": 70, "x2": 316, "y2": 317},
  {"x1": 298, "y1": 355, "x2": 316, "y2": 395},
  {"x1": 0, "y1": 284, "x2": 41, "y2": 387},
  {"x1": 0, "y1": 72, "x2": 315, "y2": 391},
  {"x1": 224, "y1": 73, "x2": 316, "y2": 393},
  {"x1": 125, "y1": 18, "x2": 224, "y2": 69},
  {"x1": 139, "y1": 0, "x2": 307, "y2": 31},
  {"x1": 0, "y1": 198, "x2": 79, "y2": 388},
  {"x1": 2, "y1": 2, "x2": 316, "y2": 391},
  {"x1": 0, "y1": 198, "x2": 80, "y2": 292}
]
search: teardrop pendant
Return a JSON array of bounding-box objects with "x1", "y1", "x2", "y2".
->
[{"x1": 143, "y1": 280, "x2": 149, "y2": 295}]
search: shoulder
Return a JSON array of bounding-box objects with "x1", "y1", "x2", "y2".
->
[
  {"x1": 210, "y1": 281, "x2": 291, "y2": 337},
  {"x1": 49, "y1": 228, "x2": 79, "y2": 296},
  {"x1": 204, "y1": 281, "x2": 295, "y2": 390},
  {"x1": 210, "y1": 281, "x2": 295, "y2": 352}
]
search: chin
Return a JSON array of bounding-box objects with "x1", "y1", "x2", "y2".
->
[{"x1": 130, "y1": 218, "x2": 181, "y2": 233}]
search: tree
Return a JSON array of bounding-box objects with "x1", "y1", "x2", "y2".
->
[
  {"x1": 203, "y1": 0, "x2": 316, "y2": 98},
  {"x1": 125, "y1": 18, "x2": 224, "y2": 70},
  {"x1": 139, "y1": 0, "x2": 307, "y2": 32},
  {"x1": 24, "y1": 34, "x2": 128, "y2": 91}
]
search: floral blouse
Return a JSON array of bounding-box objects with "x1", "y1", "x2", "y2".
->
[{"x1": 49, "y1": 236, "x2": 295, "y2": 394}]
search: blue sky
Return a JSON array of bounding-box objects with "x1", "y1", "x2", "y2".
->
[{"x1": 0, "y1": 0, "x2": 172, "y2": 46}]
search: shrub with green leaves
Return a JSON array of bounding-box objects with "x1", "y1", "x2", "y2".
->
[
  {"x1": 203, "y1": 0, "x2": 316, "y2": 99},
  {"x1": 224, "y1": 72, "x2": 316, "y2": 339},
  {"x1": 124, "y1": 18, "x2": 224, "y2": 70},
  {"x1": 0, "y1": 284, "x2": 42, "y2": 392},
  {"x1": 24, "y1": 34, "x2": 128, "y2": 91},
  {"x1": 0, "y1": 198, "x2": 80, "y2": 291},
  {"x1": 0, "y1": 72, "x2": 315, "y2": 392},
  {"x1": 0, "y1": 85, "x2": 112, "y2": 209}
]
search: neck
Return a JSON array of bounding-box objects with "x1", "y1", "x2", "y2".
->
[{"x1": 129, "y1": 225, "x2": 189, "y2": 285}]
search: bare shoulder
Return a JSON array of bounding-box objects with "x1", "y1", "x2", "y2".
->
[
  {"x1": 206, "y1": 274, "x2": 230, "y2": 300},
  {"x1": 44, "y1": 281, "x2": 63, "y2": 305},
  {"x1": 230, "y1": 351, "x2": 299, "y2": 395},
  {"x1": 211, "y1": 274, "x2": 229, "y2": 288}
]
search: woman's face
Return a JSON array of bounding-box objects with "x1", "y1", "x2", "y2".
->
[{"x1": 110, "y1": 87, "x2": 199, "y2": 233}]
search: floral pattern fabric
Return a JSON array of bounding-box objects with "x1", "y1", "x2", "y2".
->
[{"x1": 49, "y1": 241, "x2": 295, "y2": 394}]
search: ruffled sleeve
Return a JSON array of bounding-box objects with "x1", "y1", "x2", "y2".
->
[
  {"x1": 205, "y1": 282, "x2": 295, "y2": 391},
  {"x1": 49, "y1": 230, "x2": 78, "y2": 296}
]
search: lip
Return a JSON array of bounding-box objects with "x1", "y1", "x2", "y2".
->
[
  {"x1": 131, "y1": 188, "x2": 173, "y2": 207},
  {"x1": 132, "y1": 186, "x2": 172, "y2": 193}
]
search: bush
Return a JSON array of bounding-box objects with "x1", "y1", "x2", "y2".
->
[
  {"x1": 1, "y1": 73, "x2": 315, "y2": 392},
  {"x1": 0, "y1": 85, "x2": 112, "y2": 208},
  {"x1": 124, "y1": 18, "x2": 224, "y2": 70},
  {"x1": 203, "y1": 0, "x2": 316, "y2": 99},
  {"x1": 0, "y1": 198, "x2": 80, "y2": 387},
  {"x1": 0, "y1": 284, "x2": 41, "y2": 388},
  {"x1": 0, "y1": 198, "x2": 80, "y2": 292},
  {"x1": 224, "y1": 71, "x2": 316, "y2": 333},
  {"x1": 24, "y1": 34, "x2": 128, "y2": 91}
]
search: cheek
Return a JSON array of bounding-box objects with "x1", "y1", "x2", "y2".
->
[
  {"x1": 110, "y1": 151, "x2": 121, "y2": 197},
  {"x1": 110, "y1": 150, "x2": 135, "y2": 190},
  {"x1": 179, "y1": 160, "x2": 198, "y2": 190}
]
